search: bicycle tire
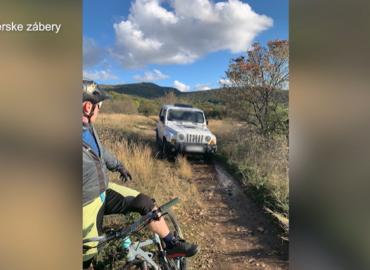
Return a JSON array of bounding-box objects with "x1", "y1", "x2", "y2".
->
[{"x1": 159, "y1": 209, "x2": 189, "y2": 270}]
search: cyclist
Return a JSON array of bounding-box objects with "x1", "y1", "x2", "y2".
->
[{"x1": 82, "y1": 78, "x2": 200, "y2": 270}]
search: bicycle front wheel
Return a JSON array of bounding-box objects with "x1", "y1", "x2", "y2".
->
[{"x1": 160, "y1": 209, "x2": 189, "y2": 270}]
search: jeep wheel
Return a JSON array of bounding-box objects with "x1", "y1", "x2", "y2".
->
[
  {"x1": 156, "y1": 129, "x2": 160, "y2": 145},
  {"x1": 162, "y1": 138, "x2": 168, "y2": 159}
]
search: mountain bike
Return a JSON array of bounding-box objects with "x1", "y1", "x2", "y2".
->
[{"x1": 83, "y1": 198, "x2": 189, "y2": 270}]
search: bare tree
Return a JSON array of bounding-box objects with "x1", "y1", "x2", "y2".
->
[{"x1": 157, "y1": 91, "x2": 177, "y2": 106}]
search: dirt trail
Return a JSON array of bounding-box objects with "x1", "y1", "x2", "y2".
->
[{"x1": 175, "y1": 157, "x2": 289, "y2": 270}]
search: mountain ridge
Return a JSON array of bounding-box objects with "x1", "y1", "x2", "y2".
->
[{"x1": 100, "y1": 82, "x2": 288, "y2": 104}]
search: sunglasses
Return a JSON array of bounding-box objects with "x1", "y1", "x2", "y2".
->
[{"x1": 97, "y1": 101, "x2": 103, "y2": 109}]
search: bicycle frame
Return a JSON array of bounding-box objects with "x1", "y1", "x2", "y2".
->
[
  {"x1": 123, "y1": 233, "x2": 165, "y2": 270},
  {"x1": 123, "y1": 234, "x2": 185, "y2": 270},
  {"x1": 83, "y1": 198, "x2": 182, "y2": 270}
]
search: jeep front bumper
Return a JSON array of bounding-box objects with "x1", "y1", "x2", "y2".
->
[{"x1": 165, "y1": 141, "x2": 217, "y2": 154}]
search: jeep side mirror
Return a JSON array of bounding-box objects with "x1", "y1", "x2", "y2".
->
[
  {"x1": 160, "y1": 116, "x2": 164, "y2": 122},
  {"x1": 206, "y1": 120, "x2": 209, "y2": 125}
]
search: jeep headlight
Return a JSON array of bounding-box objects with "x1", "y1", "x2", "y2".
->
[
  {"x1": 178, "y1": 134, "x2": 185, "y2": 141},
  {"x1": 205, "y1": 135, "x2": 211, "y2": 142}
]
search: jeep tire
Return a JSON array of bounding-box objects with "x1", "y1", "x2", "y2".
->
[
  {"x1": 162, "y1": 138, "x2": 168, "y2": 159},
  {"x1": 156, "y1": 129, "x2": 160, "y2": 145}
]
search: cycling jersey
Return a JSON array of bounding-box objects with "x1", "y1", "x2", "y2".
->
[{"x1": 82, "y1": 121, "x2": 123, "y2": 206}]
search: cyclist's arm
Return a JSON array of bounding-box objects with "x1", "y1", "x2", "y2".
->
[{"x1": 100, "y1": 143, "x2": 124, "y2": 172}]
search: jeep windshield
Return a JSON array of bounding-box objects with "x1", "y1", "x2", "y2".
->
[{"x1": 167, "y1": 109, "x2": 205, "y2": 123}]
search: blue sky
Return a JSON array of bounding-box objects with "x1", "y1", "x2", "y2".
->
[{"x1": 83, "y1": 0, "x2": 288, "y2": 91}]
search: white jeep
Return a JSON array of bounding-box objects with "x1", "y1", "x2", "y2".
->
[{"x1": 156, "y1": 104, "x2": 217, "y2": 158}]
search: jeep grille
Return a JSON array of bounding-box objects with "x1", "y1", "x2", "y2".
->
[{"x1": 186, "y1": 134, "x2": 203, "y2": 143}]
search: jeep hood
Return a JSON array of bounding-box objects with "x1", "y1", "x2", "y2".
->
[{"x1": 165, "y1": 122, "x2": 213, "y2": 136}]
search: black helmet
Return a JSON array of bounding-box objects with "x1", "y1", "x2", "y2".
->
[{"x1": 83, "y1": 77, "x2": 111, "y2": 104}]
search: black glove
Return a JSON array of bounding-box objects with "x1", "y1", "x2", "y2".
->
[{"x1": 119, "y1": 167, "x2": 132, "y2": 182}]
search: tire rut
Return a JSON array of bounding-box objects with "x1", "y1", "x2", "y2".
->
[{"x1": 176, "y1": 157, "x2": 289, "y2": 270}]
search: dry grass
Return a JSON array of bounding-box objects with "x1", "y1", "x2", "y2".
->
[
  {"x1": 105, "y1": 139, "x2": 197, "y2": 205},
  {"x1": 94, "y1": 113, "x2": 198, "y2": 207},
  {"x1": 208, "y1": 119, "x2": 289, "y2": 236},
  {"x1": 175, "y1": 155, "x2": 193, "y2": 180},
  {"x1": 93, "y1": 114, "x2": 200, "y2": 268},
  {"x1": 265, "y1": 207, "x2": 289, "y2": 240},
  {"x1": 96, "y1": 114, "x2": 156, "y2": 137}
]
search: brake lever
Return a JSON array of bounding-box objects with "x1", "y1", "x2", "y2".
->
[{"x1": 152, "y1": 211, "x2": 168, "y2": 221}]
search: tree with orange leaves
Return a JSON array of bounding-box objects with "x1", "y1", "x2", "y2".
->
[{"x1": 219, "y1": 39, "x2": 289, "y2": 136}]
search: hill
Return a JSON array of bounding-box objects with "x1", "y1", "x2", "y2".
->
[
  {"x1": 177, "y1": 88, "x2": 222, "y2": 104},
  {"x1": 100, "y1": 82, "x2": 288, "y2": 105},
  {"x1": 100, "y1": 82, "x2": 224, "y2": 104},
  {"x1": 100, "y1": 82, "x2": 182, "y2": 99}
]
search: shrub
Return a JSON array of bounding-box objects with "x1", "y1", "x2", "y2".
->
[{"x1": 100, "y1": 99, "x2": 138, "y2": 115}]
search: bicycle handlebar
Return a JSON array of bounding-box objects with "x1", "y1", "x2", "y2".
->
[
  {"x1": 158, "y1": 197, "x2": 179, "y2": 212},
  {"x1": 83, "y1": 197, "x2": 179, "y2": 245}
]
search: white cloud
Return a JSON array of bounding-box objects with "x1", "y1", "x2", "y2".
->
[
  {"x1": 173, "y1": 80, "x2": 190, "y2": 92},
  {"x1": 110, "y1": 0, "x2": 273, "y2": 69},
  {"x1": 218, "y1": 78, "x2": 232, "y2": 86},
  {"x1": 194, "y1": 83, "x2": 213, "y2": 91},
  {"x1": 83, "y1": 70, "x2": 120, "y2": 81},
  {"x1": 133, "y1": 69, "x2": 170, "y2": 82}
]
